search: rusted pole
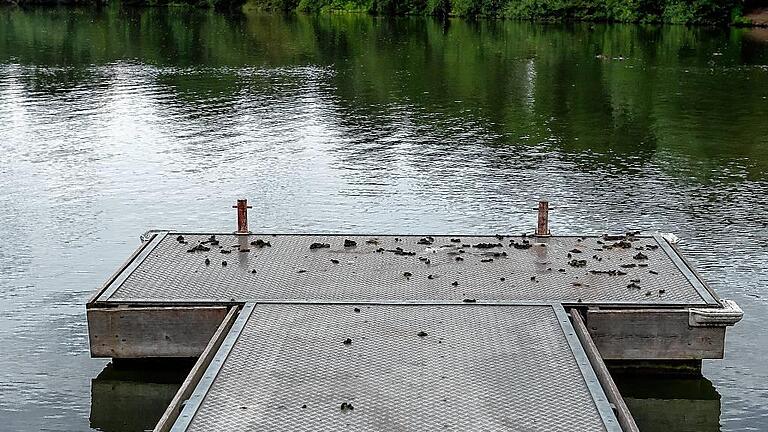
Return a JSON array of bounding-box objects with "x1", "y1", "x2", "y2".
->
[
  {"x1": 536, "y1": 200, "x2": 550, "y2": 237},
  {"x1": 232, "y1": 199, "x2": 252, "y2": 235}
]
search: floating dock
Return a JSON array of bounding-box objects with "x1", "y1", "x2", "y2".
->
[{"x1": 86, "y1": 224, "x2": 743, "y2": 430}]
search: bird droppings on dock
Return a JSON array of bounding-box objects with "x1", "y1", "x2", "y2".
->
[
  {"x1": 344, "y1": 239, "x2": 357, "y2": 247},
  {"x1": 612, "y1": 240, "x2": 633, "y2": 249},
  {"x1": 589, "y1": 269, "x2": 625, "y2": 276},
  {"x1": 310, "y1": 243, "x2": 330, "y2": 250},
  {"x1": 187, "y1": 244, "x2": 211, "y2": 253},
  {"x1": 250, "y1": 239, "x2": 271, "y2": 248},
  {"x1": 389, "y1": 248, "x2": 416, "y2": 256},
  {"x1": 473, "y1": 243, "x2": 502, "y2": 249},
  {"x1": 417, "y1": 331, "x2": 428, "y2": 337}
]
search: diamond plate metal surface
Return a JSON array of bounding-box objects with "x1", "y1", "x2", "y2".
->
[
  {"x1": 181, "y1": 304, "x2": 616, "y2": 431},
  {"x1": 104, "y1": 234, "x2": 711, "y2": 306}
]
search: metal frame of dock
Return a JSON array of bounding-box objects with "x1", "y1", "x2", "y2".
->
[{"x1": 86, "y1": 231, "x2": 742, "y2": 432}]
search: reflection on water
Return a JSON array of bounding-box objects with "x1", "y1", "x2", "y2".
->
[
  {"x1": 614, "y1": 374, "x2": 722, "y2": 432},
  {"x1": 90, "y1": 360, "x2": 192, "y2": 432},
  {"x1": 0, "y1": 6, "x2": 767, "y2": 431}
]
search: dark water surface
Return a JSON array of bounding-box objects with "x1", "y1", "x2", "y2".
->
[{"x1": 1, "y1": 6, "x2": 767, "y2": 431}]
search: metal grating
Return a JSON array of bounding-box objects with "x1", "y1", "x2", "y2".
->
[
  {"x1": 102, "y1": 233, "x2": 714, "y2": 306},
  {"x1": 174, "y1": 303, "x2": 620, "y2": 432}
]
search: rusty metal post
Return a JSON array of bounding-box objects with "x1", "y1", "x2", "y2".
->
[
  {"x1": 233, "y1": 199, "x2": 252, "y2": 235},
  {"x1": 536, "y1": 200, "x2": 550, "y2": 237}
]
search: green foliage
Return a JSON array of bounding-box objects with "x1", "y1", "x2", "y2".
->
[
  {"x1": 425, "y1": 0, "x2": 450, "y2": 17},
  {"x1": 0, "y1": 0, "x2": 749, "y2": 25},
  {"x1": 499, "y1": 0, "x2": 743, "y2": 24}
]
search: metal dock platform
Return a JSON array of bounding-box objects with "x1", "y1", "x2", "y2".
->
[
  {"x1": 172, "y1": 303, "x2": 619, "y2": 432},
  {"x1": 85, "y1": 204, "x2": 743, "y2": 431},
  {"x1": 93, "y1": 233, "x2": 717, "y2": 306}
]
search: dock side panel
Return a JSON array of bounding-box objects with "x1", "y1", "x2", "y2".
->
[
  {"x1": 587, "y1": 309, "x2": 725, "y2": 360},
  {"x1": 87, "y1": 306, "x2": 230, "y2": 358}
]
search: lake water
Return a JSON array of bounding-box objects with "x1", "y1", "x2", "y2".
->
[{"x1": 0, "y1": 6, "x2": 767, "y2": 431}]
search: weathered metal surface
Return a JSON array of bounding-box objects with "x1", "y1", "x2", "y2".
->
[
  {"x1": 232, "y1": 199, "x2": 251, "y2": 235},
  {"x1": 155, "y1": 306, "x2": 239, "y2": 432},
  {"x1": 689, "y1": 299, "x2": 743, "y2": 326},
  {"x1": 537, "y1": 200, "x2": 551, "y2": 236},
  {"x1": 97, "y1": 233, "x2": 716, "y2": 307},
  {"x1": 586, "y1": 309, "x2": 726, "y2": 360},
  {"x1": 571, "y1": 310, "x2": 640, "y2": 432},
  {"x1": 171, "y1": 303, "x2": 620, "y2": 432},
  {"x1": 87, "y1": 306, "x2": 230, "y2": 358}
]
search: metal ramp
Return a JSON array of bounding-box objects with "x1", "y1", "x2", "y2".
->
[{"x1": 171, "y1": 303, "x2": 621, "y2": 432}]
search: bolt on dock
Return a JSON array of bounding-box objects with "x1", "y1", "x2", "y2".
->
[{"x1": 86, "y1": 201, "x2": 743, "y2": 431}]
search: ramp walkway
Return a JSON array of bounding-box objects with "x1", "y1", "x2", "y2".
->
[{"x1": 171, "y1": 303, "x2": 620, "y2": 432}]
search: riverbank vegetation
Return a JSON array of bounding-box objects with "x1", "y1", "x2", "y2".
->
[
  {"x1": 2, "y1": 0, "x2": 766, "y2": 26},
  {"x1": 285, "y1": 0, "x2": 752, "y2": 25}
]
